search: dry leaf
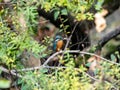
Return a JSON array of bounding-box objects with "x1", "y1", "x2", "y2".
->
[
  {"x1": 94, "y1": 9, "x2": 108, "y2": 32},
  {"x1": 87, "y1": 56, "x2": 96, "y2": 62},
  {"x1": 88, "y1": 55, "x2": 101, "y2": 71},
  {"x1": 89, "y1": 60, "x2": 97, "y2": 71},
  {"x1": 4, "y1": 0, "x2": 11, "y2": 3},
  {"x1": 101, "y1": 9, "x2": 108, "y2": 17}
]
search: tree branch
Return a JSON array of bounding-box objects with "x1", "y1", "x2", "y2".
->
[
  {"x1": 98, "y1": 26, "x2": 120, "y2": 49},
  {"x1": 0, "y1": 66, "x2": 22, "y2": 78}
]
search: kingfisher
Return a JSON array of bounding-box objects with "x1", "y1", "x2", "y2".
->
[{"x1": 53, "y1": 35, "x2": 64, "y2": 51}]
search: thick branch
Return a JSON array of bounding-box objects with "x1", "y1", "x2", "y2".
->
[{"x1": 98, "y1": 26, "x2": 120, "y2": 48}]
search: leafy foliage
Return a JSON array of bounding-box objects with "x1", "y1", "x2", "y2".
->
[
  {"x1": 0, "y1": 0, "x2": 120, "y2": 90},
  {"x1": 0, "y1": 78, "x2": 11, "y2": 89},
  {"x1": 0, "y1": 0, "x2": 46, "y2": 68},
  {"x1": 41, "y1": 0, "x2": 97, "y2": 21}
]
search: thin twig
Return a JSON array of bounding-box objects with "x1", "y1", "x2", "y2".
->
[
  {"x1": 13, "y1": 66, "x2": 65, "y2": 72},
  {"x1": 64, "y1": 22, "x2": 79, "y2": 50},
  {"x1": 43, "y1": 50, "x2": 120, "y2": 66},
  {"x1": 0, "y1": 66, "x2": 22, "y2": 78},
  {"x1": 11, "y1": 50, "x2": 120, "y2": 73},
  {"x1": 12, "y1": 65, "x2": 99, "y2": 81},
  {"x1": 58, "y1": 22, "x2": 79, "y2": 66},
  {"x1": 69, "y1": 34, "x2": 90, "y2": 48},
  {"x1": 43, "y1": 51, "x2": 63, "y2": 66}
]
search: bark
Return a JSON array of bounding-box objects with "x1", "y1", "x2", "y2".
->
[{"x1": 98, "y1": 26, "x2": 120, "y2": 49}]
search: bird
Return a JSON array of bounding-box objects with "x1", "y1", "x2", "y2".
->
[{"x1": 53, "y1": 35, "x2": 64, "y2": 51}]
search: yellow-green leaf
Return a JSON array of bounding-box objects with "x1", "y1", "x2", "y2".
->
[{"x1": 0, "y1": 78, "x2": 11, "y2": 88}]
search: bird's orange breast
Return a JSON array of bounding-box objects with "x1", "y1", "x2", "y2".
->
[{"x1": 56, "y1": 40, "x2": 63, "y2": 51}]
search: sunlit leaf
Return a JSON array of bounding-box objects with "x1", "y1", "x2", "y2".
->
[
  {"x1": 110, "y1": 54, "x2": 116, "y2": 62},
  {"x1": 61, "y1": 8, "x2": 68, "y2": 15},
  {"x1": 54, "y1": 11, "x2": 60, "y2": 20},
  {"x1": 0, "y1": 79, "x2": 11, "y2": 89},
  {"x1": 94, "y1": 69, "x2": 99, "y2": 75},
  {"x1": 85, "y1": 62, "x2": 91, "y2": 67}
]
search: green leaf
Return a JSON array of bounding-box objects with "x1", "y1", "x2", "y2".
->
[
  {"x1": 0, "y1": 79, "x2": 11, "y2": 88},
  {"x1": 79, "y1": 65, "x2": 86, "y2": 72},
  {"x1": 0, "y1": 69, "x2": 2, "y2": 74},
  {"x1": 110, "y1": 54, "x2": 116, "y2": 61},
  {"x1": 85, "y1": 62, "x2": 91, "y2": 67},
  {"x1": 61, "y1": 8, "x2": 68, "y2": 15},
  {"x1": 94, "y1": 69, "x2": 99, "y2": 75},
  {"x1": 95, "y1": 0, "x2": 104, "y2": 11},
  {"x1": 54, "y1": 11, "x2": 60, "y2": 20}
]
